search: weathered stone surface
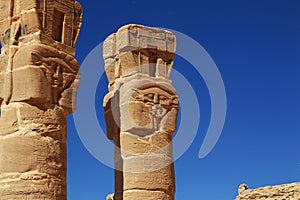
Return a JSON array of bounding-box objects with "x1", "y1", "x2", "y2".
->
[
  {"x1": 103, "y1": 24, "x2": 175, "y2": 90},
  {"x1": 106, "y1": 193, "x2": 114, "y2": 200},
  {"x1": 0, "y1": 104, "x2": 19, "y2": 136},
  {"x1": 120, "y1": 131, "x2": 172, "y2": 154},
  {"x1": 0, "y1": 0, "x2": 82, "y2": 199},
  {"x1": 11, "y1": 66, "x2": 52, "y2": 103},
  {"x1": 116, "y1": 190, "x2": 173, "y2": 200},
  {"x1": 103, "y1": 24, "x2": 176, "y2": 60},
  {"x1": 236, "y1": 182, "x2": 300, "y2": 200},
  {"x1": 0, "y1": 135, "x2": 64, "y2": 174},
  {"x1": 122, "y1": 165, "x2": 175, "y2": 196},
  {"x1": 103, "y1": 24, "x2": 178, "y2": 200}
]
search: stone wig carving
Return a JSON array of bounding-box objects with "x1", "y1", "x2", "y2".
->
[
  {"x1": 103, "y1": 24, "x2": 178, "y2": 200},
  {"x1": 0, "y1": 0, "x2": 82, "y2": 199}
]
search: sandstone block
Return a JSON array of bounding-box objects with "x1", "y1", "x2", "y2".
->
[
  {"x1": 118, "y1": 79, "x2": 178, "y2": 134},
  {"x1": 0, "y1": 0, "x2": 12, "y2": 20},
  {"x1": 0, "y1": 19, "x2": 11, "y2": 45},
  {"x1": 103, "y1": 24, "x2": 177, "y2": 200},
  {"x1": 121, "y1": 154, "x2": 174, "y2": 173},
  {"x1": 19, "y1": 11, "x2": 41, "y2": 35},
  {"x1": 122, "y1": 165, "x2": 175, "y2": 195},
  {"x1": 0, "y1": 72, "x2": 5, "y2": 101},
  {"x1": 118, "y1": 190, "x2": 173, "y2": 200},
  {"x1": 0, "y1": 178, "x2": 65, "y2": 200},
  {"x1": 120, "y1": 131, "x2": 172, "y2": 155},
  {"x1": 11, "y1": 66, "x2": 52, "y2": 103},
  {"x1": 0, "y1": 136, "x2": 64, "y2": 174},
  {"x1": 116, "y1": 24, "x2": 175, "y2": 54},
  {"x1": 103, "y1": 24, "x2": 176, "y2": 62},
  {"x1": 0, "y1": 105, "x2": 19, "y2": 136},
  {"x1": 0, "y1": 1, "x2": 81, "y2": 199},
  {"x1": 103, "y1": 34, "x2": 117, "y2": 60},
  {"x1": 236, "y1": 182, "x2": 300, "y2": 200},
  {"x1": 15, "y1": 0, "x2": 38, "y2": 13}
]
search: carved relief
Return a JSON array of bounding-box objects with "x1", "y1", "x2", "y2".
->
[
  {"x1": 3, "y1": 44, "x2": 80, "y2": 110},
  {"x1": 32, "y1": 48, "x2": 78, "y2": 106},
  {"x1": 129, "y1": 86, "x2": 178, "y2": 132},
  {"x1": 103, "y1": 24, "x2": 177, "y2": 200},
  {"x1": 0, "y1": 1, "x2": 81, "y2": 199},
  {"x1": 73, "y1": 1, "x2": 83, "y2": 47}
]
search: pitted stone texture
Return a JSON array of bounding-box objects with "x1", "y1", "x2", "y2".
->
[
  {"x1": 0, "y1": 0, "x2": 82, "y2": 199},
  {"x1": 122, "y1": 165, "x2": 175, "y2": 196},
  {"x1": 236, "y1": 182, "x2": 300, "y2": 200},
  {"x1": 116, "y1": 190, "x2": 173, "y2": 200},
  {"x1": 0, "y1": 179, "x2": 65, "y2": 200},
  {"x1": 103, "y1": 24, "x2": 178, "y2": 200},
  {"x1": 0, "y1": 105, "x2": 19, "y2": 136},
  {"x1": 0, "y1": 104, "x2": 67, "y2": 199},
  {"x1": 103, "y1": 24, "x2": 176, "y2": 60},
  {"x1": 104, "y1": 76, "x2": 178, "y2": 139},
  {"x1": 0, "y1": 136, "x2": 64, "y2": 174},
  {"x1": 0, "y1": 0, "x2": 82, "y2": 54},
  {"x1": 103, "y1": 25, "x2": 176, "y2": 89},
  {"x1": 120, "y1": 131, "x2": 173, "y2": 155}
]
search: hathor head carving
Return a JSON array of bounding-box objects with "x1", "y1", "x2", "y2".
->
[
  {"x1": 122, "y1": 85, "x2": 178, "y2": 135},
  {"x1": 132, "y1": 87, "x2": 178, "y2": 109},
  {"x1": 3, "y1": 44, "x2": 80, "y2": 113}
]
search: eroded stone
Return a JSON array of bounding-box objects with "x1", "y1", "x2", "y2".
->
[
  {"x1": 236, "y1": 182, "x2": 300, "y2": 200},
  {"x1": 103, "y1": 24, "x2": 178, "y2": 200},
  {"x1": 0, "y1": 0, "x2": 82, "y2": 199}
]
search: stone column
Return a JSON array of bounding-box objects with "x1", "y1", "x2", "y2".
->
[
  {"x1": 0, "y1": 0, "x2": 82, "y2": 199},
  {"x1": 103, "y1": 24, "x2": 178, "y2": 200}
]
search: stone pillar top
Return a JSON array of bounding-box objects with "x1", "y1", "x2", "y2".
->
[
  {"x1": 103, "y1": 24, "x2": 176, "y2": 64},
  {"x1": 103, "y1": 24, "x2": 178, "y2": 200},
  {"x1": 0, "y1": 0, "x2": 82, "y2": 114},
  {"x1": 103, "y1": 24, "x2": 177, "y2": 89},
  {"x1": 0, "y1": 0, "x2": 82, "y2": 55}
]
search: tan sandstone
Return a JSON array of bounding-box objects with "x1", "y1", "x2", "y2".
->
[
  {"x1": 103, "y1": 24, "x2": 178, "y2": 200},
  {"x1": 0, "y1": 0, "x2": 82, "y2": 199},
  {"x1": 236, "y1": 182, "x2": 300, "y2": 200}
]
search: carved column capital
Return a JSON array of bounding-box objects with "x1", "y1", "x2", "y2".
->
[{"x1": 103, "y1": 24, "x2": 178, "y2": 200}]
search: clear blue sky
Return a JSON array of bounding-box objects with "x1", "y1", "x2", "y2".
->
[{"x1": 67, "y1": 0, "x2": 300, "y2": 199}]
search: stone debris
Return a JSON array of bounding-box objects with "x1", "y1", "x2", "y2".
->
[{"x1": 236, "y1": 182, "x2": 300, "y2": 200}]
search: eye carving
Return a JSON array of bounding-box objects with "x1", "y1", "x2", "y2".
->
[
  {"x1": 159, "y1": 95, "x2": 167, "y2": 101},
  {"x1": 145, "y1": 93, "x2": 154, "y2": 99},
  {"x1": 132, "y1": 87, "x2": 178, "y2": 109}
]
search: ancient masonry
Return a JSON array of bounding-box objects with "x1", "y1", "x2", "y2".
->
[
  {"x1": 236, "y1": 182, "x2": 300, "y2": 200},
  {"x1": 0, "y1": 0, "x2": 82, "y2": 199},
  {"x1": 103, "y1": 24, "x2": 178, "y2": 200}
]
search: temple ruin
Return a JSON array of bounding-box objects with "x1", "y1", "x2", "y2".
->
[
  {"x1": 103, "y1": 24, "x2": 178, "y2": 200},
  {"x1": 0, "y1": 0, "x2": 82, "y2": 199},
  {"x1": 0, "y1": 1, "x2": 298, "y2": 199}
]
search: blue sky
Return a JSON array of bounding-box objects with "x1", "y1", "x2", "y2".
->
[{"x1": 67, "y1": 0, "x2": 300, "y2": 199}]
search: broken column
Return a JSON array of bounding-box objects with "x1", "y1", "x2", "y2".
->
[
  {"x1": 0, "y1": 0, "x2": 82, "y2": 199},
  {"x1": 103, "y1": 24, "x2": 178, "y2": 200}
]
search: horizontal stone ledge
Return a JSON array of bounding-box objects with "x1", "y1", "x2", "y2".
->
[
  {"x1": 114, "y1": 154, "x2": 174, "y2": 173},
  {"x1": 0, "y1": 135, "x2": 65, "y2": 174},
  {"x1": 115, "y1": 189, "x2": 174, "y2": 200},
  {"x1": 103, "y1": 24, "x2": 176, "y2": 60}
]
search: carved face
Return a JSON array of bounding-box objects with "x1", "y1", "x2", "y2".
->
[
  {"x1": 127, "y1": 86, "x2": 178, "y2": 133},
  {"x1": 44, "y1": 62, "x2": 76, "y2": 90},
  {"x1": 40, "y1": 60, "x2": 76, "y2": 105},
  {"x1": 132, "y1": 87, "x2": 178, "y2": 109},
  {"x1": 27, "y1": 45, "x2": 79, "y2": 108}
]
